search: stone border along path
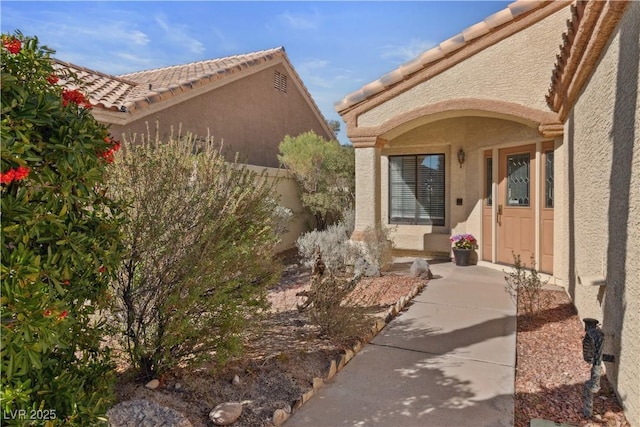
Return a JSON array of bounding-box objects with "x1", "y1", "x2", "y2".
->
[
  {"x1": 107, "y1": 281, "x2": 426, "y2": 427},
  {"x1": 267, "y1": 282, "x2": 426, "y2": 427}
]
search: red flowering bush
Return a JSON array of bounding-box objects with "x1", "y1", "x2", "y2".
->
[
  {"x1": 1, "y1": 31, "x2": 125, "y2": 425},
  {"x1": 2, "y1": 35, "x2": 21, "y2": 54}
]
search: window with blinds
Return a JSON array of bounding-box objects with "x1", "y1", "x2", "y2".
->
[{"x1": 389, "y1": 154, "x2": 445, "y2": 225}]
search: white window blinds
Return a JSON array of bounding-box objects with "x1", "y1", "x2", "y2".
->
[{"x1": 389, "y1": 154, "x2": 445, "y2": 225}]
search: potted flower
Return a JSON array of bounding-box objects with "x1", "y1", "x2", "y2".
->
[{"x1": 450, "y1": 233, "x2": 477, "y2": 266}]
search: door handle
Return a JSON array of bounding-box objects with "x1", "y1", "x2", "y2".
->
[{"x1": 497, "y1": 204, "x2": 503, "y2": 225}]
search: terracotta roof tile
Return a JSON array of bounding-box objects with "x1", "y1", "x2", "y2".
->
[
  {"x1": 546, "y1": 0, "x2": 630, "y2": 120},
  {"x1": 54, "y1": 47, "x2": 286, "y2": 113},
  {"x1": 335, "y1": 0, "x2": 554, "y2": 113}
]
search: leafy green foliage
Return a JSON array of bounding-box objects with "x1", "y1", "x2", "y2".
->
[
  {"x1": 278, "y1": 131, "x2": 354, "y2": 229},
  {"x1": 107, "y1": 134, "x2": 282, "y2": 378},
  {"x1": 1, "y1": 32, "x2": 125, "y2": 424}
]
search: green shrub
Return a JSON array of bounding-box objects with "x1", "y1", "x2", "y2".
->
[
  {"x1": 107, "y1": 133, "x2": 282, "y2": 378},
  {"x1": 278, "y1": 131, "x2": 354, "y2": 229},
  {"x1": 1, "y1": 32, "x2": 125, "y2": 425}
]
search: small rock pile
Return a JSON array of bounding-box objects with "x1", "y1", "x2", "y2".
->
[{"x1": 107, "y1": 399, "x2": 193, "y2": 427}]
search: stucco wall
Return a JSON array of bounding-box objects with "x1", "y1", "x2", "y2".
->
[
  {"x1": 380, "y1": 116, "x2": 542, "y2": 254},
  {"x1": 359, "y1": 7, "x2": 570, "y2": 127},
  {"x1": 566, "y1": 3, "x2": 639, "y2": 424},
  {"x1": 244, "y1": 165, "x2": 311, "y2": 253},
  {"x1": 109, "y1": 63, "x2": 332, "y2": 168}
]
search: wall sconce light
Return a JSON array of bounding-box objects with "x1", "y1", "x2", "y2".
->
[{"x1": 457, "y1": 148, "x2": 465, "y2": 168}]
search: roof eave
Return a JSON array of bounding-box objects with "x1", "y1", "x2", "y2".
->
[{"x1": 335, "y1": 0, "x2": 571, "y2": 117}]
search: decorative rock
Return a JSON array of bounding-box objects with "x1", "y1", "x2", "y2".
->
[
  {"x1": 343, "y1": 348, "x2": 355, "y2": 364},
  {"x1": 410, "y1": 258, "x2": 433, "y2": 279},
  {"x1": 376, "y1": 319, "x2": 386, "y2": 332},
  {"x1": 395, "y1": 300, "x2": 403, "y2": 313},
  {"x1": 292, "y1": 398, "x2": 303, "y2": 411},
  {"x1": 353, "y1": 340, "x2": 362, "y2": 353},
  {"x1": 312, "y1": 377, "x2": 323, "y2": 390},
  {"x1": 302, "y1": 389, "x2": 314, "y2": 404},
  {"x1": 145, "y1": 379, "x2": 160, "y2": 390},
  {"x1": 232, "y1": 374, "x2": 240, "y2": 386},
  {"x1": 272, "y1": 408, "x2": 289, "y2": 426},
  {"x1": 370, "y1": 323, "x2": 378, "y2": 335},
  {"x1": 107, "y1": 399, "x2": 192, "y2": 427},
  {"x1": 209, "y1": 402, "x2": 242, "y2": 426},
  {"x1": 338, "y1": 353, "x2": 347, "y2": 369},
  {"x1": 326, "y1": 360, "x2": 337, "y2": 380}
]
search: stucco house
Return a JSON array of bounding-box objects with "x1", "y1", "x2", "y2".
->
[
  {"x1": 54, "y1": 47, "x2": 335, "y2": 250},
  {"x1": 336, "y1": 0, "x2": 639, "y2": 424},
  {"x1": 55, "y1": 46, "x2": 334, "y2": 168}
]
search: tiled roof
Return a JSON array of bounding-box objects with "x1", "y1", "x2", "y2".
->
[
  {"x1": 54, "y1": 47, "x2": 287, "y2": 113},
  {"x1": 335, "y1": 0, "x2": 557, "y2": 113},
  {"x1": 546, "y1": 0, "x2": 630, "y2": 120}
]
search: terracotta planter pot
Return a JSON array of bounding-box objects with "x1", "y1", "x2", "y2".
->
[{"x1": 452, "y1": 248, "x2": 472, "y2": 266}]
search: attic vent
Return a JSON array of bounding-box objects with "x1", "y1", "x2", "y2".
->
[{"x1": 274, "y1": 71, "x2": 287, "y2": 93}]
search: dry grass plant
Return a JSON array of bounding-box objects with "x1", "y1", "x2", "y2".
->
[{"x1": 504, "y1": 253, "x2": 551, "y2": 322}]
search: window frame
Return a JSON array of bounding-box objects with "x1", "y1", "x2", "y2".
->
[{"x1": 388, "y1": 153, "x2": 446, "y2": 226}]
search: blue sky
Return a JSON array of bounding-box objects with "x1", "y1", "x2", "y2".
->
[{"x1": 1, "y1": 1, "x2": 511, "y2": 144}]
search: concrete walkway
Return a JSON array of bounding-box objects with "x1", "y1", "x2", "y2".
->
[{"x1": 286, "y1": 262, "x2": 517, "y2": 427}]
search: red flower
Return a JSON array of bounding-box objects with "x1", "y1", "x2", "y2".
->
[
  {"x1": 57, "y1": 310, "x2": 68, "y2": 320},
  {"x1": 62, "y1": 89, "x2": 91, "y2": 108},
  {"x1": 99, "y1": 138, "x2": 121, "y2": 163},
  {"x1": 1, "y1": 169, "x2": 15, "y2": 184},
  {"x1": 2, "y1": 37, "x2": 21, "y2": 54},
  {"x1": 13, "y1": 166, "x2": 29, "y2": 180},
  {"x1": 1, "y1": 166, "x2": 30, "y2": 185},
  {"x1": 43, "y1": 309, "x2": 52, "y2": 317},
  {"x1": 62, "y1": 280, "x2": 70, "y2": 286},
  {"x1": 99, "y1": 266, "x2": 106, "y2": 273},
  {"x1": 47, "y1": 74, "x2": 59, "y2": 85}
]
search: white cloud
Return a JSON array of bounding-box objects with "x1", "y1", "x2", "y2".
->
[
  {"x1": 278, "y1": 10, "x2": 321, "y2": 30},
  {"x1": 209, "y1": 26, "x2": 238, "y2": 53},
  {"x1": 155, "y1": 14, "x2": 205, "y2": 55},
  {"x1": 380, "y1": 38, "x2": 437, "y2": 62},
  {"x1": 130, "y1": 30, "x2": 150, "y2": 46}
]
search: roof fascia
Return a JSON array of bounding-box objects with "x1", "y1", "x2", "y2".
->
[
  {"x1": 279, "y1": 55, "x2": 336, "y2": 141},
  {"x1": 339, "y1": 0, "x2": 571, "y2": 124},
  {"x1": 98, "y1": 58, "x2": 286, "y2": 126},
  {"x1": 547, "y1": 0, "x2": 631, "y2": 122}
]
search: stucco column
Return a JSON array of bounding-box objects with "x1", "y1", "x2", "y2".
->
[{"x1": 351, "y1": 137, "x2": 382, "y2": 241}]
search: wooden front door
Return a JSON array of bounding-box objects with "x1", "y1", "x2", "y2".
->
[{"x1": 497, "y1": 145, "x2": 536, "y2": 265}]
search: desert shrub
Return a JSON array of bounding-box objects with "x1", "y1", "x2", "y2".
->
[
  {"x1": 297, "y1": 211, "x2": 395, "y2": 273},
  {"x1": 352, "y1": 224, "x2": 396, "y2": 271},
  {"x1": 296, "y1": 209, "x2": 355, "y2": 272},
  {"x1": 107, "y1": 133, "x2": 282, "y2": 378},
  {"x1": 278, "y1": 131, "x2": 354, "y2": 229},
  {"x1": 297, "y1": 253, "x2": 371, "y2": 343},
  {"x1": 1, "y1": 32, "x2": 125, "y2": 424},
  {"x1": 504, "y1": 253, "x2": 550, "y2": 320},
  {"x1": 271, "y1": 204, "x2": 293, "y2": 237}
]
